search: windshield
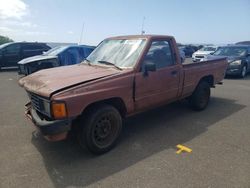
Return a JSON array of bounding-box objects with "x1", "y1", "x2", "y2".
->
[
  {"x1": 43, "y1": 46, "x2": 68, "y2": 56},
  {"x1": 86, "y1": 39, "x2": 146, "y2": 69},
  {"x1": 200, "y1": 47, "x2": 216, "y2": 51},
  {"x1": 213, "y1": 47, "x2": 247, "y2": 56}
]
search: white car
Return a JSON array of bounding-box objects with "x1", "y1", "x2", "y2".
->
[{"x1": 192, "y1": 46, "x2": 218, "y2": 62}]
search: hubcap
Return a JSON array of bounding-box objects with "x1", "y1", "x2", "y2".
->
[{"x1": 242, "y1": 66, "x2": 246, "y2": 77}]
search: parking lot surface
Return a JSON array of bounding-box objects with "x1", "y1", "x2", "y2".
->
[{"x1": 0, "y1": 70, "x2": 250, "y2": 188}]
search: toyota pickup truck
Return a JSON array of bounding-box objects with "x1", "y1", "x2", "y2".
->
[{"x1": 19, "y1": 35, "x2": 227, "y2": 154}]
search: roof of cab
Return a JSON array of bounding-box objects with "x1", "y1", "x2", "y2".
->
[{"x1": 107, "y1": 34, "x2": 174, "y2": 40}]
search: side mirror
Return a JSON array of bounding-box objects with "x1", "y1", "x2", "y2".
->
[{"x1": 143, "y1": 61, "x2": 156, "y2": 76}]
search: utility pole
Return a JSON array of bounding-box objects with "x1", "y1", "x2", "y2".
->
[
  {"x1": 79, "y1": 22, "x2": 85, "y2": 44},
  {"x1": 141, "y1": 16, "x2": 145, "y2": 35}
]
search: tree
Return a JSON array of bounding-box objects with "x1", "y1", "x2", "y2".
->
[{"x1": 0, "y1": 35, "x2": 14, "y2": 45}]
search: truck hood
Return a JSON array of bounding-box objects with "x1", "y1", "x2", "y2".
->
[
  {"x1": 18, "y1": 55, "x2": 57, "y2": 65},
  {"x1": 19, "y1": 64, "x2": 120, "y2": 97}
]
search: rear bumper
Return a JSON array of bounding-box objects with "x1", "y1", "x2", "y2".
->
[{"x1": 25, "y1": 102, "x2": 72, "y2": 141}]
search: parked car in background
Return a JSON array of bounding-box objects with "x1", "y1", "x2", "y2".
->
[
  {"x1": 236, "y1": 41, "x2": 250, "y2": 45},
  {"x1": 202, "y1": 45, "x2": 250, "y2": 78},
  {"x1": 198, "y1": 45, "x2": 204, "y2": 50},
  {"x1": 179, "y1": 46, "x2": 196, "y2": 57},
  {"x1": 192, "y1": 46, "x2": 218, "y2": 62},
  {"x1": 18, "y1": 45, "x2": 95, "y2": 75},
  {"x1": 0, "y1": 42, "x2": 51, "y2": 70},
  {"x1": 178, "y1": 48, "x2": 185, "y2": 63}
]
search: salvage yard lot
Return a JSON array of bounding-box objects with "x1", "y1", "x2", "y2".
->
[{"x1": 0, "y1": 70, "x2": 250, "y2": 188}]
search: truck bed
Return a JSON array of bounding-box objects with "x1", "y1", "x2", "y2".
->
[{"x1": 180, "y1": 57, "x2": 227, "y2": 98}]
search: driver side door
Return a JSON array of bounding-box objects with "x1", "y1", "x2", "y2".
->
[{"x1": 134, "y1": 40, "x2": 181, "y2": 111}]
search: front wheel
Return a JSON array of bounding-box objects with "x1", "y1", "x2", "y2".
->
[
  {"x1": 77, "y1": 104, "x2": 122, "y2": 154},
  {"x1": 240, "y1": 65, "x2": 247, "y2": 78},
  {"x1": 189, "y1": 81, "x2": 211, "y2": 111}
]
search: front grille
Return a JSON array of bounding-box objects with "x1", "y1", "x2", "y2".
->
[
  {"x1": 18, "y1": 65, "x2": 27, "y2": 75},
  {"x1": 20, "y1": 65, "x2": 25, "y2": 73},
  {"x1": 28, "y1": 92, "x2": 50, "y2": 117},
  {"x1": 195, "y1": 55, "x2": 204, "y2": 58},
  {"x1": 29, "y1": 93, "x2": 43, "y2": 112}
]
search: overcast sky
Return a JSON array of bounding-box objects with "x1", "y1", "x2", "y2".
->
[{"x1": 0, "y1": 0, "x2": 249, "y2": 45}]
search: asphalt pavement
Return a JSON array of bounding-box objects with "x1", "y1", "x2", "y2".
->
[{"x1": 0, "y1": 69, "x2": 250, "y2": 188}]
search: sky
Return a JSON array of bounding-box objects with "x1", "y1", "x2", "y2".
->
[{"x1": 0, "y1": 0, "x2": 249, "y2": 45}]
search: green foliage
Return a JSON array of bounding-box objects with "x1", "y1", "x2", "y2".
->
[{"x1": 0, "y1": 35, "x2": 14, "y2": 45}]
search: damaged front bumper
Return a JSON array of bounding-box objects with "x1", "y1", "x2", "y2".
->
[{"x1": 25, "y1": 102, "x2": 72, "y2": 141}]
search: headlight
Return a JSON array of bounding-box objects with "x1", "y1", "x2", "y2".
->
[
  {"x1": 230, "y1": 60, "x2": 241, "y2": 65},
  {"x1": 51, "y1": 102, "x2": 67, "y2": 119},
  {"x1": 43, "y1": 100, "x2": 51, "y2": 115}
]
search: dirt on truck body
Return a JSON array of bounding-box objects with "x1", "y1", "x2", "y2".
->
[{"x1": 19, "y1": 35, "x2": 227, "y2": 154}]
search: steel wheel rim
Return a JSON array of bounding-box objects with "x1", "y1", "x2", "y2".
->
[{"x1": 91, "y1": 113, "x2": 119, "y2": 148}]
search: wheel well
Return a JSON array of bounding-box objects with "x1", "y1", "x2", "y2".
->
[
  {"x1": 199, "y1": 75, "x2": 214, "y2": 87},
  {"x1": 82, "y1": 98, "x2": 127, "y2": 118}
]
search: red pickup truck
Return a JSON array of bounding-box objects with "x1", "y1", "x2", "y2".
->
[{"x1": 19, "y1": 35, "x2": 227, "y2": 154}]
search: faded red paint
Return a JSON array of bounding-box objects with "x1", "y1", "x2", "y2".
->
[{"x1": 19, "y1": 35, "x2": 227, "y2": 140}]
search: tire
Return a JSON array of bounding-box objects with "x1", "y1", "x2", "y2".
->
[
  {"x1": 77, "y1": 104, "x2": 122, "y2": 154},
  {"x1": 240, "y1": 65, "x2": 247, "y2": 78},
  {"x1": 189, "y1": 81, "x2": 211, "y2": 111}
]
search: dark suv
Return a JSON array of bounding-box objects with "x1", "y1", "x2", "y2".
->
[{"x1": 0, "y1": 42, "x2": 51, "y2": 70}]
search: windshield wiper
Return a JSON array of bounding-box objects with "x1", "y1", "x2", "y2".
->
[
  {"x1": 83, "y1": 59, "x2": 91, "y2": 66},
  {"x1": 98, "y1": 60, "x2": 122, "y2": 70}
]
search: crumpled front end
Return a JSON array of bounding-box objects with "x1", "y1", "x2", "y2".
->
[{"x1": 25, "y1": 101, "x2": 71, "y2": 141}]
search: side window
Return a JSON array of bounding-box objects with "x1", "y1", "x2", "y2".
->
[
  {"x1": 23, "y1": 44, "x2": 44, "y2": 51},
  {"x1": 144, "y1": 40, "x2": 175, "y2": 69},
  {"x1": 22, "y1": 44, "x2": 46, "y2": 56},
  {"x1": 78, "y1": 48, "x2": 85, "y2": 59},
  {"x1": 31, "y1": 45, "x2": 44, "y2": 50},
  {"x1": 5, "y1": 44, "x2": 21, "y2": 55},
  {"x1": 62, "y1": 48, "x2": 81, "y2": 65},
  {"x1": 84, "y1": 47, "x2": 94, "y2": 57}
]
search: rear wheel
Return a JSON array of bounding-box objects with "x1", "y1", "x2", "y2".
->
[
  {"x1": 189, "y1": 81, "x2": 211, "y2": 111},
  {"x1": 77, "y1": 104, "x2": 122, "y2": 154},
  {"x1": 240, "y1": 65, "x2": 247, "y2": 78}
]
